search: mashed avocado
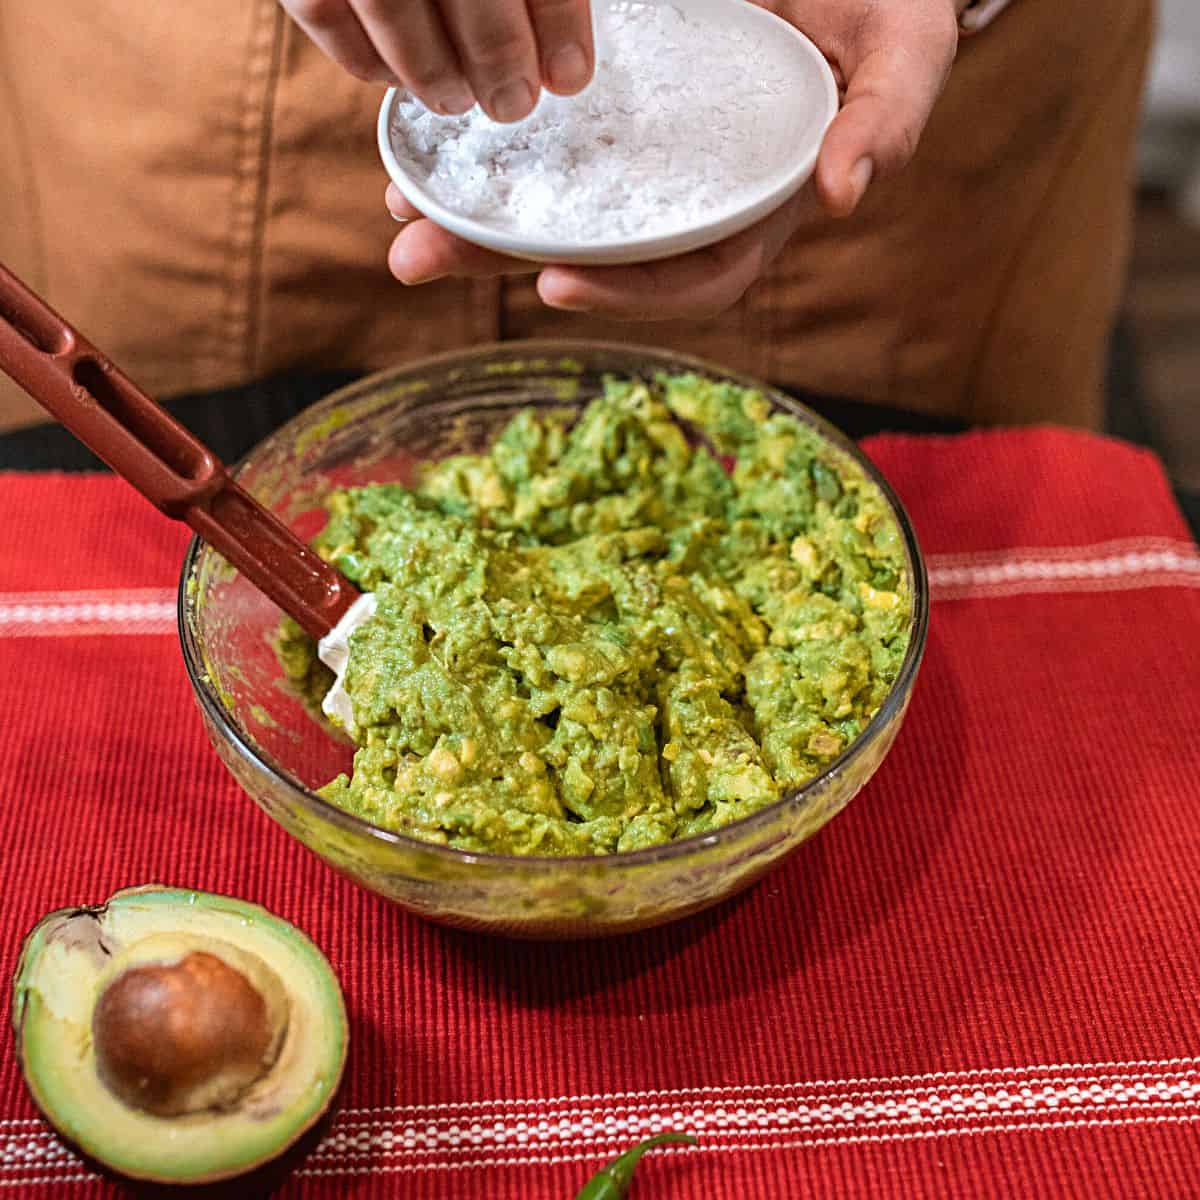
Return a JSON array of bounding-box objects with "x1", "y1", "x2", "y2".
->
[{"x1": 279, "y1": 374, "x2": 911, "y2": 856}]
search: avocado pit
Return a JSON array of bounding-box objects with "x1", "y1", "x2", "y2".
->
[{"x1": 93, "y1": 941, "x2": 288, "y2": 1117}]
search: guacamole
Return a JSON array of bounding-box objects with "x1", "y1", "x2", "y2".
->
[{"x1": 279, "y1": 374, "x2": 911, "y2": 856}]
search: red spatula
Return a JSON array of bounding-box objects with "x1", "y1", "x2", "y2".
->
[{"x1": 0, "y1": 260, "x2": 376, "y2": 726}]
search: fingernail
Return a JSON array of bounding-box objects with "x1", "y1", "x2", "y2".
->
[
  {"x1": 547, "y1": 43, "x2": 590, "y2": 93},
  {"x1": 391, "y1": 213, "x2": 415, "y2": 224},
  {"x1": 538, "y1": 273, "x2": 590, "y2": 312},
  {"x1": 434, "y1": 85, "x2": 475, "y2": 116},
  {"x1": 490, "y1": 79, "x2": 536, "y2": 123},
  {"x1": 397, "y1": 269, "x2": 445, "y2": 286},
  {"x1": 849, "y1": 157, "x2": 874, "y2": 208}
]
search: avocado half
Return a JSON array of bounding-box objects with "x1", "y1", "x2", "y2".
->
[{"x1": 11, "y1": 885, "x2": 348, "y2": 1185}]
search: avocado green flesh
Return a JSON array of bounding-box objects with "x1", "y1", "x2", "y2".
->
[
  {"x1": 282, "y1": 373, "x2": 911, "y2": 856},
  {"x1": 12, "y1": 887, "x2": 347, "y2": 1185}
]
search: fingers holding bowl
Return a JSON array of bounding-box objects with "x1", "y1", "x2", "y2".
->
[
  {"x1": 536, "y1": 187, "x2": 818, "y2": 319},
  {"x1": 385, "y1": 186, "x2": 540, "y2": 283},
  {"x1": 385, "y1": 179, "x2": 818, "y2": 319},
  {"x1": 813, "y1": 3, "x2": 960, "y2": 216}
]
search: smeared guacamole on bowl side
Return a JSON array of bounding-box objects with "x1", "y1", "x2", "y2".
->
[{"x1": 279, "y1": 374, "x2": 911, "y2": 856}]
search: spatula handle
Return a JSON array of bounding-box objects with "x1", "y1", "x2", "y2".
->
[{"x1": 0, "y1": 261, "x2": 357, "y2": 640}]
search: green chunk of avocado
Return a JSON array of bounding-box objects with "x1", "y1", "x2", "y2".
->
[{"x1": 11, "y1": 885, "x2": 348, "y2": 1186}]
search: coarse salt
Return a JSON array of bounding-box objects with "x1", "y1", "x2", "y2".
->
[{"x1": 388, "y1": 0, "x2": 809, "y2": 244}]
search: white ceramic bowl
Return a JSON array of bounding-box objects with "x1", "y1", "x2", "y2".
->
[{"x1": 377, "y1": 0, "x2": 839, "y2": 266}]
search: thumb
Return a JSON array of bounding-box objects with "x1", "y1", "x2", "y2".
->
[{"x1": 815, "y1": 11, "x2": 959, "y2": 218}]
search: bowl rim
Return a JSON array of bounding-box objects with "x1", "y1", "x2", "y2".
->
[
  {"x1": 375, "y1": 0, "x2": 840, "y2": 266},
  {"x1": 178, "y1": 339, "x2": 929, "y2": 873}
]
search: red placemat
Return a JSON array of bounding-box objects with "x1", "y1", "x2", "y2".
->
[{"x1": 2, "y1": 428, "x2": 1198, "y2": 1198}]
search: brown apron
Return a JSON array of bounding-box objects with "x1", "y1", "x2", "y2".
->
[{"x1": 0, "y1": 0, "x2": 1153, "y2": 434}]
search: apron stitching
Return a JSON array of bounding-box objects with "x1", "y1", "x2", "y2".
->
[
  {"x1": 764, "y1": 235, "x2": 778, "y2": 384},
  {"x1": 752, "y1": 249, "x2": 771, "y2": 382},
  {"x1": 244, "y1": 7, "x2": 287, "y2": 378},
  {"x1": 213, "y1": 0, "x2": 283, "y2": 379},
  {"x1": 472, "y1": 278, "x2": 503, "y2": 346}
]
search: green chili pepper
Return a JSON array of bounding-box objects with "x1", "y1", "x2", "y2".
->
[{"x1": 573, "y1": 1132, "x2": 698, "y2": 1199}]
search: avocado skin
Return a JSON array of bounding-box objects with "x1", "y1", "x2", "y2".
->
[{"x1": 11, "y1": 885, "x2": 349, "y2": 1187}]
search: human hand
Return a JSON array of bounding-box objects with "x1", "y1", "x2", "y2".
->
[
  {"x1": 385, "y1": 0, "x2": 964, "y2": 320},
  {"x1": 279, "y1": 0, "x2": 594, "y2": 121}
]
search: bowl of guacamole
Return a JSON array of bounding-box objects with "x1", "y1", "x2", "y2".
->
[{"x1": 180, "y1": 342, "x2": 927, "y2": 937}]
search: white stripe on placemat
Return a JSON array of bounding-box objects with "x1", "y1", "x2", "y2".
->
[
  {"x1": 926, "y1": 535, "x2": 1191, "y2": 568},
  {"x1": 0, "y1": 540, "x2": 1196, "y2": 639},
  {"x1": 3, "y1": 1059, "x2": 1197, "y2": 1186},
  {"x1": 928, "y1": 539, "x2": 1200, "y2": 600},
  {"x1": 0, "y1": 589, "x2": 176, "y2": 637},
  {"x1": 0, "y1": 542, "x2": 1195, "y2": 643}
]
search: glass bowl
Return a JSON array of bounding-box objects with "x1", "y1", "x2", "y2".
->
[{"x1": 179, "y1": 341, "x2": 928, "y2": 938}]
